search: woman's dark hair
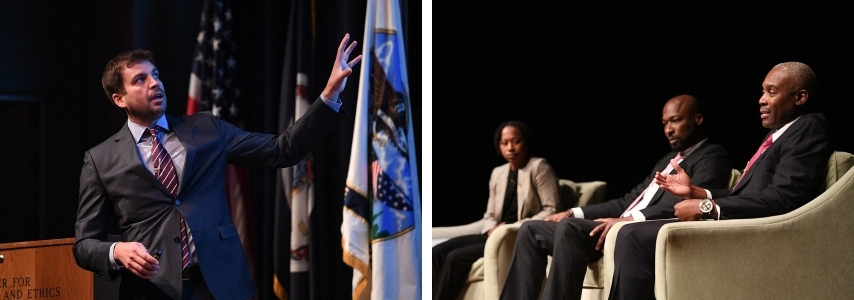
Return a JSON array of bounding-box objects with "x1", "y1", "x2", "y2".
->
[{"x1": 493, "y1": 120, "x2": 535, "y2": 157}]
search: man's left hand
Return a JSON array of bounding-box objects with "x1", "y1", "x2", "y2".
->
[{"x1": 591, "y1": 217, "x2": 632, "y2": 251}]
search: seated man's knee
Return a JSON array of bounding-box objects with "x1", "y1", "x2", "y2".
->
[
  {"x1": 614, "y1": 222, "x2": 661, "y2": 252},
  {"x1": 616, "y1": 222, "x2": 642, "y2": 241},
  {"x1": 554, "y1": 217, "x2": 576, "y2": 233},
  {"x1": 519, "y1": 220, "x2": 538, "y2": 234}
]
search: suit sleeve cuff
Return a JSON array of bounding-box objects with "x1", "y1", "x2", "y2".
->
[{"x1": 320, "y1": 95, "x2": 342, "y2": 112}]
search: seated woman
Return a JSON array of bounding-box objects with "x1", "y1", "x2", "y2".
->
[{"x1": 432, "y1": 120, "x2": 561, "y2": 300}]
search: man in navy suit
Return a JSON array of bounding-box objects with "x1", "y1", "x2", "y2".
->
[
  {"x1": 73, "y1": 34, "x2": 362, "y2": 299},
  {"x1": 607, "y1": 61, "x2": 834, "y2": 300}
]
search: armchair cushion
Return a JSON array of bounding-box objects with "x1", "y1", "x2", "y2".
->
[
  {"x1": 728, "y1": 168, "x2": 742, "y2": 189},
  {"x1": 558, "y1": 179, "x2": 581, "y2": 208},
  {"x1": 432, "y1": 219, "x2": 485, "y2": 240}
]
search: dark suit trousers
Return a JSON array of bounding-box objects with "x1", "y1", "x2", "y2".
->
[
  {"x1": 608, "y1": 219, "x2": 677, "y2": 300},
  {"x1": 118, "y1": 267, "x2": 215, "y2": 300},
  {"x1": 182, "y1": 265, "x2": 214, "y2": 300},
  {"x1": 500, "y1": 218, "x2": 604, "y2": 300},
  {"x1": 119, "y1": 273, "x2": 174, "y2": 300},
  {"x1": 433, "y1": 234, "x2": 487, "y2": 300}
]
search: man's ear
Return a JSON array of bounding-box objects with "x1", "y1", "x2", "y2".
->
[
  {"x1": 694, "y1": 113, "x2": 704, "y2": 126},
  {"x1": 795, "y1": 89, "x2": 808, "y2": 106},
  {"x1": 112, "y1": 93, "x2": 126, "y2": 108}
]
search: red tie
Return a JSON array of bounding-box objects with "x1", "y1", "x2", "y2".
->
[
  {"x1": 622, "y1": 152, "x2": 684, "y2": 217},
  {"x1": 743, "y1": 135, "x2": 773, "y2": 174},
  {"x1": 149, "y1": 127, "x2": 190, "y2": 269},
  {"x1": 734, "y1": 134, "x2": 773, "y2": 188}
]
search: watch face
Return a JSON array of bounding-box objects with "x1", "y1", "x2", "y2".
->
[{"x1": 699, "y1": 199, "x2": 713, "y2": 213}]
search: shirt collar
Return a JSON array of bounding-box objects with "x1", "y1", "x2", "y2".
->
[
  {"x1": 679, "y1": 137, "x2": 707, "y2": 158},
  {"x1": 128, "y1": 115, "x2": 170, "y2": 143},
  {"x1": 771, "y1": 115, "x2": 801, "y2": 141}
]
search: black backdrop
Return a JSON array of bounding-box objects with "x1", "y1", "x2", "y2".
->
[
  {"x1": 0, "y1": 1, "x2": 421, "y2": 299},
  {"x1": 435, "y1": 2, "x2": 854, "y2": 227}
]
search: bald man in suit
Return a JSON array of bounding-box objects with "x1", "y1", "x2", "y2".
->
[{"x1": 73, "y1": 34, "x2": 362, "y2": 299}]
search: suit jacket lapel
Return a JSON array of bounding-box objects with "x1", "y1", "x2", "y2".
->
[
  {"x1": 169, "y1": 115, "x2": 194, "y2": 194},
  {"x1": 517, "y1": 165, "x2": 531, "y2": 220},
  {"x1": 115, "y1": 122, "x2": 173, "y2": 197}
]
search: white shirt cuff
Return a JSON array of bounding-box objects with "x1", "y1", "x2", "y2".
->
[
  {"x1": 571, "y1": 207, "x2": 585, "y2": 219},
  {"x1": 109, "y1": 242, "x2": 122, "y2": 270},
  {"x1": 320, "y1": 95, "x2": 341, "y2": 112},
  {"x1": 629, "y1": 210, "x2": 647, "y2": 221}
]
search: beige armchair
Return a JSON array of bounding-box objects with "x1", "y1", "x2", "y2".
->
[
  {"x1": 432, "y1": 179, "x2": 607, "y2": 300},
  {"x1": 482, "y1": 179, "x2": 608, "y2": 300},
  {"x1": 601, "y1": 151, "x2": 854, "y2": 300}
]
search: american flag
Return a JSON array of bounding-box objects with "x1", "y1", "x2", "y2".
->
[
  {"x1": 186, "y1": 0, "x2": 258, "y2": 288},
  {"x1": 187, "y1": 0, "x2": 240, "y2": 118}
]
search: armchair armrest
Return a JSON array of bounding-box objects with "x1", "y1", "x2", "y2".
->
[
  {"x1": 482, "y1": 222, "x2": 523, "y2": 300},
  {"x1": 432, "y1": 219, "x2": 485, "y2": 240},
  {"x1": 600, "y1": 220, "x2": 637, "y2": 300}
]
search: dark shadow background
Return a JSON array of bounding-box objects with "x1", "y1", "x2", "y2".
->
[
  {"x1": 434, "y1": 2, "x2": 854, "y2": 227},
  {"x1": 0, "y1": 1, "x2": 420, "y2": 299}
]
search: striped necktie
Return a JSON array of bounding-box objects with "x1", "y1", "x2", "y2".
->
[{"x1": 149, "y1": 127, "x2": 190, "y2": 269}]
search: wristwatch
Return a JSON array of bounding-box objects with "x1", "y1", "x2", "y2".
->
[{"x1": 699, "y1": 199, "x2": 713, "y2": 220}]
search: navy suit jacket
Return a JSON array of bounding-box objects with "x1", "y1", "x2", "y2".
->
[
  {"x1": 73, "y1": 98, "x2": 345, "y2": 299},
  {"x1": 581, "y1": 139, "x2": 733, "y2": 220},
  {"x1": 711, "y1": 113, "x2": 833, "y2": 218}
]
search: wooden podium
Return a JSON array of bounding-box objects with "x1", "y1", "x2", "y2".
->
[{"x1": 0, "y1": 238, "x2": 93, "y2": 299}]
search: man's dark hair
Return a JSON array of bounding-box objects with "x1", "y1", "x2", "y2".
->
[{"x1": 101, "y1": 49, "x2": 155, "y2": 106}]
